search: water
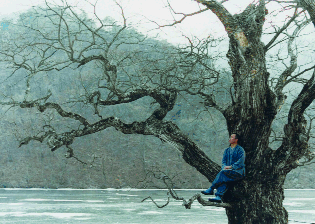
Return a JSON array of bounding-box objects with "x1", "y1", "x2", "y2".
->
[{"x1": 0, "y1": 189, "x2": 314, "y2": 224}]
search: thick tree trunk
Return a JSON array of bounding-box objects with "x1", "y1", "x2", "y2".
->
[
  {"x1": 299, "y1": 0, "x2": 315, "y2": 27},
  {"x1": 219, "y1": 126, "x2": 290, "y2": 223},
  {"x1": 193, "y1": 1, "x2": 291, "y2": 223},
  {"x1": 223, "y1": 176, "x2": 288, "y2": 223}
]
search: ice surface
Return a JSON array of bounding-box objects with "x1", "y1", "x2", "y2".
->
[{"x1": 0, "y1": 189, "x2": 313, "y2": 224}]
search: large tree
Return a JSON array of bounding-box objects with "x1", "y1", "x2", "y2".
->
[
  {"x1": 1, "y1": 0, "x2": 315, "y2": 223},
  {"x1": 173, "y1": 0, "x2": 314, "y2": 223}
]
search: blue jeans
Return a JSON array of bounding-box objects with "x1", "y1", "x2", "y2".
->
[{"x1": 208, "y1": 170, "x2": 244, "y2": 197}]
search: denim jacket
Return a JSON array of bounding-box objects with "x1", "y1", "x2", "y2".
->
[{"x1": 221, "y1": 145, "x2": 246, "y2": 176}]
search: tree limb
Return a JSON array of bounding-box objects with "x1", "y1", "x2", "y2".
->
[
  {"x1": 274, "y1": 69, "x2": 315, "y2": 172},
  {"x1": 264, "y1": 7, "x2": 302, "y2": 52},
  {"x1": 141, "y1": 175, "x2": 232, "y2": 209},
  {"x1": 273, "y1": 18, "x2": 310, "y2": 110}
]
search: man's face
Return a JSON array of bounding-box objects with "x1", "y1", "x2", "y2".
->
[{"x1": 229, "y1": 134, "x2": 238, "y2": 144}]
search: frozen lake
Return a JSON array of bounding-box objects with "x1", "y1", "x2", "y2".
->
[{"x1": 0, "y1": 189, "x2": 314, "y2": 224}]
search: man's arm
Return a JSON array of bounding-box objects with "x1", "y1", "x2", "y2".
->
[
  {"x1": 221, "y1": 148, "x2": 228, "y2": 170},
  {"x1": 231, "y1": 148, "x2": 245, "y2": 170}
]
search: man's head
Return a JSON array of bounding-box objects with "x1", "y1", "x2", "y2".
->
[{"x1": 229, "y1": 133, "x2": 239, "y2": 145}]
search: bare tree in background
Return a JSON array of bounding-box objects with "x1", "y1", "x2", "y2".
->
[{"x1": 0, "y1": 0, "x2": 221, "y2": 189}]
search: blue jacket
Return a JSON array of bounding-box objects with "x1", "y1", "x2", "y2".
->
[{"x1": 221, "y1": 145, "x2": 246, "y2": 176}]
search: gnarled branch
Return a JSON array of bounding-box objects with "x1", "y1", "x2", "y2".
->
[{"x1": 141, "y1": 175, "x2": 232, "y2": 209}]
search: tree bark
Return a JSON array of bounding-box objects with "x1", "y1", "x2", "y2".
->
[
  {"x1": 298, "y1": 0, "x2": 315, "y2": 27},
  {"x1": 223, "y1": 177, "x2": 288, "y2": 223}
]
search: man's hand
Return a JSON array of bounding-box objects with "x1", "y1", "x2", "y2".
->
[{"x1": 224, "y1": 166, "x2": 232, "y2": 170}]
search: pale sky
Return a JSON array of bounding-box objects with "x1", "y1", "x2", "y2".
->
[{"x1": 0, "y1": 0, "x2": 296, "y2": 44}]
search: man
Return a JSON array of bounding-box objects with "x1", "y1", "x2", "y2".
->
[{"x1": 201, "y1": 133, "x2": 245, "y2": 203}]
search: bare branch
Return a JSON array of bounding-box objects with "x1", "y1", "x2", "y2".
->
[
  {"x1": 141, "y1": 175, "x2": 232, "y2": 209},
  {"x1": 284, "y1": 64, "x2": 315, "y2": 84},
  {"x1": 264, "y1": 7, "x2": 302, "y2": 52},
  {"x1": 274, "y1": 69, "x2": 315, "y2": 171},
  {"x1": 65, "y1": 145, "x2": 100, "y2": 167},
  {"x1": 152, "y1": 0, "x2": 231, "y2": 28},
  {"x1": 273, "y1": 17, "x2": 311, "y2": 110},
  {"x1": 19, "y1": 101, "x2": 90, "y2": 126},
  {"x1": 160, "y1": 8, "x2": 209, "y2": 28}
]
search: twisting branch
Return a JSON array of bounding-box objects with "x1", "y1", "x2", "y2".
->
[
  {"x1": 65, "y1": 145, "x2": 87, "y2": 164},
  {"x1": 65, "y1": 145, "x2": 100, "y2": 167},
  {"x1": 141, "y1": 174, "x2": 232, "y2": 209},
  {"x1": 273, "y1": 17, "x2": 311, "y2": 110},
  {"x1": 19, "y1": 100, "x2": 90, "y2": 126},
  {"x1": 19, "y1": 130, "x2": 57, "y2": 148},
  {"x1": 274, "y1": 67, "x2": 315, "y2": 171},
  {"x1": 295, "y1": 112, "x2": 315, "y2": 166},
  {"x1": 141, "y1": 195, "x2": 171, "y2": 208}
]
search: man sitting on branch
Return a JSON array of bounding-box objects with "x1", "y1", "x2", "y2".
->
[{"x1": 201, "y1": 133, "x2": 246, "y2": 203}]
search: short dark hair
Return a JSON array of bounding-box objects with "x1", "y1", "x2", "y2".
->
[{"x1": 233, "y1": 133, "x2": 240, "y2": 140}]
